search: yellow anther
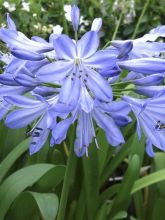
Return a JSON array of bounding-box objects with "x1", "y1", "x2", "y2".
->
[{"x1": 74, "y1": 58, "x2": 80, "y2": 65}]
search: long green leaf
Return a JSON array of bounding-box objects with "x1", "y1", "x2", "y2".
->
[
  {"x1": 0, "y1": 164, "x2": 65, "y2": 219},
  {"x1": 83, "y1": 143, "x2": 99, "y2": 220},
  {"x1": 131, "y1": 169, "x2": 165, "y2": 194},
  {"x1": 0, "y1": 138, "x2": 29, "y2": 183},
  {"x1": 7, "y1": 191, "x2": 58, "y2": 220},
  {"x1": 109, "y1": 154, "x2": 140, "y2": 218}
]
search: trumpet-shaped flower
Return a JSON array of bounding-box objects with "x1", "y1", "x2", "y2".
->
[
  {"x1": 36, "y1": 31, "x2": 115, "y2": 111},
  {"x1": 123, "y1": 95, "x2": 165, "y2": 156}
]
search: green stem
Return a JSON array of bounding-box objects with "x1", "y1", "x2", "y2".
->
[
  {"x1": 113, "y1": 88, "x2": 135, "y2": 92},
  {"x1": 110, "y1": 81, "x2": 132, "y2": 86},
  {"x1": 42, "y1": 82, "x2": 61, "y2": 88},
  {"x1": 132, "y1": 0, "x2": 150, "y2": 39},
  {"x1": 102, "y1": 12, "x2": 123, "y2": 49},
  {"x1": 61, "y1": 0, "x2": 68, "y2": 34},
  {"x1": 75, "y1": 31, "x2": 78, "y2": 42},
  {"x1": 57, "y1": 125, "x2": 76, "y2": 220},
  {"x1": 102, "y1": 41, "x2": 111, "y2": 50},
  {"x1": 111, "y1": 12, "x2": 123, "y2": 41}
]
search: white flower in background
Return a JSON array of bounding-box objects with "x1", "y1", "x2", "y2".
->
[
  {"x1": 3, "y1": 1, "x2": 16, "y2": 12},
  {"x1": 21, "y1": 0, "x2": 30, "y2": 12},
  {"x1": 123, "y1": 0, "x2": 136, "y2": 24},
  {"x1": 53, "y1": 25, "x2": 63, "y2": 35},
  {"x1": 64, "y1": 5, "x2": 71, "y2": 21},
  {"x1": 79, "y1": 16, "x2": 90, "y2": 32}
]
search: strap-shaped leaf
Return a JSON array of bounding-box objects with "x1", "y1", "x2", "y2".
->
[
  {"x1": 0, "y1": 138, "x2": 29, "y2": 183},
  {"x1": 131, "y1": 168, "x2": 165, "y2": 194},
  {"x1": 0, "y1": 164, "x2": 65, "y2": 219},
  {"x1": 7, "y1": 191, "x2": 59, "y2": 220}
]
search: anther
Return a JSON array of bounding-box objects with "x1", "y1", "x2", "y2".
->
[{"x1": 36, "y1": 127, "x2": 43, "y2": 131}]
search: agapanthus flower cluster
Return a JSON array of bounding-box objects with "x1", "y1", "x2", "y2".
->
[{"x1": 0, "y1": 6, "x2": 165, "y2": 157}]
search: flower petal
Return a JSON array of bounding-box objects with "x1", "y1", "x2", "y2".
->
[
  {"x1": 117, "y1": 41, "x2": 133, "y2": 59},
  {"x1": 30, "y1": 115, "x2": 49, "y2": 155},
  {"x1": 5, "y1": 107, "x2": 45, "y2": 128},
  {"x1": 146, "y1": 139, "x2": 155, "y2": 157},
  {"x1": 53, "y1": 35, "x2": 76, "y2": 60},
  {"x1": 52, "y1": 118, "x2": 73, "y2": 144},
  {"x1": 85, "y1": 67, "x2": 113, "y2": 101},
  {"x1": 0, "y1": 73, "x2": 19, "y2": 86},
  {"x1": 36, "y1": 61, "x2": 73, "y2": 82},
  {"x1": 15, "y1": 73, "x2": 40, "y2": 87},
  {"x1": 135, "y1": 86, "x2": 165, "y2": 97},
  {"x1": 4, "y1": 95, "x2": 43, "y2": 108},
  {"x1": 6, "y1": 13, "x2": 16, "y2": 31},
  {"x1": 11, "y1": 49, "x2": 45, "y2": 61},
  {"x1": 93, "y1": 109, "x2": 125, "y2": 146},
  {"x1": 118, "y1": 58, "x2": 165, "y2": 74},
  {"x1": 77, "y1": 31, "x2": 99, "y2": 58},
  {"x1": 133, "y1": 74, "x2": 163, "y2": 86},
  {"x1": 0, "y1": 85, "x2": 29, "y2": 96},
  {"x1": 0, "y1": 28, "x2": 53, "y2": 52},
  {"x1": 84, "y1": 50, "x2": 116, "y2": 69},
  {"x1": 59, "y1": 75, "x2": 80, "y2": 107},
  {"x1": 80, "y1": 86, "x2": 93, "y2": 113},
  {"x1": 91, "y1": 18, "x2": 102, "y2": 32},
  {"x1": 71, "y1": 5, "x2": 80, "y2": 32}
]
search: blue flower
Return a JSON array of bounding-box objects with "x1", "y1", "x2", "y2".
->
[
  {"x1": 123, "y1": 95, "x2": 165, "y2": 156},
  {"x1": 51, "y1": 100, "x2": 131, "y2": 157},
  {"x1": 0, "y1": 14, "x2": 53, "y2": 54},
  {"x1": 36, "y1": 31, "x2": 116, "y2": 111},
  {"x1": 71, "y1": 5, "x2": 80, "y2": 32},
  {"x1": 4, "y1": 94, "x2": 71, "y2": 155},
  {"x1": 118, "y1": 58, "x2": 165, "y2": 74},
  {"x1": 112, "y1": 25, "x2": 165, "y2": 59}
]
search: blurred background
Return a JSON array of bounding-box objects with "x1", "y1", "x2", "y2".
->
[{"x1": 0, "y1": 0, "x2": 164, "y2": 43}]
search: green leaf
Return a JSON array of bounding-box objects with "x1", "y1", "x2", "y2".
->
[
  {"x1": 96, "y1": 129, "x2": 114, "y2": 176},
  {"x1": 35, "y1": 165, "x2": 65, "y2": 191},
  {"x1": 153, "y1": 152, "x2": 165, "y2": 197},
  {"x1": 112, "y1": 211, "x2": 127, "y2": 220},
  {"x1": 151, "y1": 197, "x2": 165, "y2": 220},
  {"x1": 0, "y1": 138, "x2": 29, "y2": 183},
  {"x1": 7, "y1": 191, "x2": 59, "y2": 220},
  {"x1": 100, "y1": 184, "x2": 120, "y2": 204},
  {"x1": 100, "y1": 133, "x2": 134, "y2": 185},
  {"x1": 131, "y1": 169, "x2": 165, "y2": 194},
  {"x1": 83, "y1": 142, "x2": 99, "y2": 220},
  {"x1": 0, "y1": 164, "x2": 64, "y2": 219},
  {"x1": 109, "y1": 155, "x2": 140, "y2": 218}
]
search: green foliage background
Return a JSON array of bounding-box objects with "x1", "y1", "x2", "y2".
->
[{"x1": 0, "y1": 0, "x2": 165, "y2": 220}]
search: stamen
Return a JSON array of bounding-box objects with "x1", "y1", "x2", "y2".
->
[
  {"x1": 36, "y1": 127, "x2": 43, "y2": 131},
  {"x1": 74, "y1": 58, "x2": 80, "y2": 65},
  {"x1": 155, "y1": 120, "x2": 165, "y2": 130},
  {"x1": 32, "y1": 131, "x2": 40, "y2": 137}
]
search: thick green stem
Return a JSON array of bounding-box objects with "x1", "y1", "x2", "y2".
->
[
  {"x1": 57, "y1": 126, "x2": 76, "y2": 220},
  {"x1": 132, "y1": 0, "x2": 150, "y2": 39}
]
